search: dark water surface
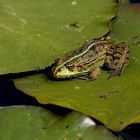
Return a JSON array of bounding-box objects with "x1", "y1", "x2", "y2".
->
[{"x1": 129, "y1": 0, "x2": 140, "y2": 3}]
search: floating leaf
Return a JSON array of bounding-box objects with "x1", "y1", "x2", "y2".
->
[{"x1": 0, "y1": 106, "x2": 120, "y2": 140}]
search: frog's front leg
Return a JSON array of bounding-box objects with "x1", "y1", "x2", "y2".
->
[
  {"x1": 88, "y1": 67, "x2": 101, "y2": 80},
  {"x1": 76, "y1": 67, "x2": 101, "y2": 80},
  {"x1": 107, "y1": 69, "x2": 122, "y2": 80}
]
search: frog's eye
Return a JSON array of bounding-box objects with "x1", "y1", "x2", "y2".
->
[
  {"x1": 66, "y1": 63, "x2": 74, "y2": 70},
  {"x1": 67, "y1": 65, "x2": 72, "y2": 68}
]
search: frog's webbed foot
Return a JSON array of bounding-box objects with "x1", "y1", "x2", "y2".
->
[
  {"x1": 107, "y1": 68, "x2": 123, "y2": 80},
  {"x1": 76, "y1": 75, "x2": 90, "y2": 80},
  {"x1": 76, "y1": 73, "x2": 95, "y2": 81},
  {"x1": 72, "y1": 72, "x2": 89, "y2": 80}
]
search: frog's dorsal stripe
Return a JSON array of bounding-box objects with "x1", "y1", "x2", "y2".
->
[
  {"x1": 74, "y1": 45, "x2": 107, "y2": 67},
  {"x1": 55, "y1": 40, "x2": 109, "y2": 71}
]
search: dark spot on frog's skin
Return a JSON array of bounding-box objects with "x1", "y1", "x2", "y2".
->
[
  {"x1": 126, "y1": 51, "x2": 130, "y2": 54},
  {"x1": 125, "y1": 56, "x2": 130, "y2": 60},
  {"x1": 113, "y1": 56, "x2": 120, "y2": 60},
  {"x1": 56, "y1": 69, "x2": 61, "y2": 72},
  {"x1": 106, "y1": 52, "x2": 113, "y2": 56},
  {"x1": 114, "y1": 51, "x2": 123, "y2": 56},
  {"x1": 77, "y1": 66, "x2": 83, "y2": 72},
  {"x1": 114, "y1": 62, "x2": 118, "y2": 66}
]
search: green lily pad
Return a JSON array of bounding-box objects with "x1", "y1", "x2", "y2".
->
[
  {"x1": 0, "y1": 0, "x2": 116, "y2": 74},
  {"x1": 15, "y1": 3, "x2": 140, "y2": 131},
  {"x1": 0, "y1": 106, "x2": 120, "y2": 140}
]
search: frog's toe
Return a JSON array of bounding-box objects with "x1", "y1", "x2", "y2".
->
[
  {"x1": 77, "y1": 75, "x2": 90, "y2": 80},
  {"x1": 107, "y1": 69, "x2": 122, "y2": 79},
  {"x1": 87, "y1": 74, "x2": 97, "y2": 80},
  {"x1": 88, "y1": 69, "x2": 101, "y2": 80}
]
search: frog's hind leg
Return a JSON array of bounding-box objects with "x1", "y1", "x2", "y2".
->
[{"x1": 106, "y1": 42, "x2": 130, "y2": 80}]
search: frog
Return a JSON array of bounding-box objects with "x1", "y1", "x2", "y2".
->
[
  {"x1": 52, "y1": 36, "x2": 113, "y2": 79},
  {"x1": 51, "y1": 36, "x2": 130, "y2": 80}
]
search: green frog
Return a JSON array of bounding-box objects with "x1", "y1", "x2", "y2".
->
[{"x1": 52, "y1": 36, "x2": 130, "y2": 80}]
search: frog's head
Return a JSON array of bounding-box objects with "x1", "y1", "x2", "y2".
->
[{"x1": 52, "y1": 58, "x2": 83, "y2": 79}]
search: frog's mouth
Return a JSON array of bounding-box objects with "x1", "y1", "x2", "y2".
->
[{"x1": 53, "y1": 67, "x2": 88, "y2": 79}]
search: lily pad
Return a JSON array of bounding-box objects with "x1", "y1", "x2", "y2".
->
[
  {"x1": 15, "y1": 3, "x2": 140, "y2": 131},
  {"x1": 0, "y1": 106, "x2": 120, "y2": 140},
  {"x1": 0, "y1": 0, "x2": 116, "y2": 74}
]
